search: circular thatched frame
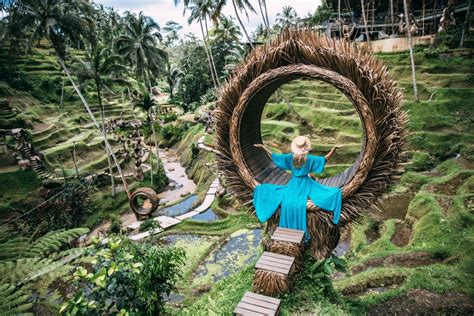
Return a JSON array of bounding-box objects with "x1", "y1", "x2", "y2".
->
[
  {"x1": 215, "y1": 29, "x2": 407, "y2": 259},
  {"x1": 129, "y1": 187, "x2": 159, "y2": 218}
]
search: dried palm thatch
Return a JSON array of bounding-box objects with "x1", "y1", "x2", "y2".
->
[
  {"x1": 214, "y1": 28, "x2": 407, "y2": 259},
  {"x1": 262, "y1": 235, "x2": 304, "y2": 271},
  {"x1": 129, "y1": 187, "x2": 159, "y2": 219},
  {"x1": 253, "y1": 264, "x2": 297, "y2": 296}
]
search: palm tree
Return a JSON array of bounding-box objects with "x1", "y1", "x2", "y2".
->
[
  {"x1": 135, "y1": 93, "x2": 161, "y2": 187},
  {"x1": 73, "y1": 46, "x2": 128, "y2": 196},
  {"x1": 213, "y1": 15, "x2": 241, "y2": 46},
  {"x1": 185, "y1": 1, "x2": 220, "y2": 88},
  {"x1": 115, "y1": 11, "x2": 166, "y2": 92},
  {"x1": 163, "y1": 20, "x2": 182, "y2": 47},
  {"x1": 231, "y1": 0, "x2": 255, "y2": 48},
  {"x1": 258, "y1": 0, "x2": 271, "y2": 36},
  {"x1": 275, "y1": 5, "x2": 298, "y2": 29},
  {"x1": 8, "y1": 0, "x2": 130, "y2": 195},
  {"x1": 165, "y1": 59, "x2": 181, "y2": 100}
]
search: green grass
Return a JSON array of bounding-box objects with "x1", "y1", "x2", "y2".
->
[{"x1": 0, "y1": 169, "x2": 41, "y2": 198}]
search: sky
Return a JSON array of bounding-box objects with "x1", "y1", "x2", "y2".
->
[{"x1": 94, "y1": 0, "x2": 323, "y2": 38}]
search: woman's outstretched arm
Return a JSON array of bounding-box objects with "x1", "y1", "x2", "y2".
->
[
  {"x1": 254, "y1": 143, "x2": 272, "y2": 155},
  {"x1": 325, "y1": 145, "x2": 342, "y2": 162}
]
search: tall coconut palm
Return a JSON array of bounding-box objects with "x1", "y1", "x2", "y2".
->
[
  {"x1": 185, "y1": 1, "x2": 220, "y2": 88},
  {"x1": 275, "y1": 5, "x2": 298, "y2": 29},
  {"x1": 9, "y1": 0, "x2": 130, "y2": 195},
  {"x1": 214, "y1": 0, "x2": 256, "y2": 48},
  {"x1": 213, "y1": 15, "x2": 241, "y2": 47},
  {"x1": 115, "y1": 11, "x2": 166, "y2": 92},
  {"x1": 135, "y1": 92, "x2": 161, "y2": 187},
  {"x1": 258, "y1": 0, "x2": 270, "y2": 35},
  {"x1": 73, "y1": 46, "x2": 128, "y2": 196}
]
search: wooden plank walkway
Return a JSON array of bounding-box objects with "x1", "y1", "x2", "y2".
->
[
  {"x1": 234, "y1": 291, "x2": 280, "y2": 316},
  {"x1": 255, "y1": 252, "x2": 294, "y2": 276},
  {"x1": 271, "y1": 227, "x2": 304, "y2": 244}
]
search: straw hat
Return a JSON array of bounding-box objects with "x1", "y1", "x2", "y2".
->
[{"x1": 291, "y1": 136, "x2": 311, "y2": 155}]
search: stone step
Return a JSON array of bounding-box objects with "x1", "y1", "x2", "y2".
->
[{"x1": 234, "y1": 291, "x2": 280, "y2": 316}]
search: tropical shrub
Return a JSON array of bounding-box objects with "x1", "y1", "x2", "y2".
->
[{"x1": 60, "y1": 237, "x2": 185, "y2": 315}]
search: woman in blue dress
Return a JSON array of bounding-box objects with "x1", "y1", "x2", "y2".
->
[{"x1": 253, "y1": 136, "x2": 342, "y2": 239}]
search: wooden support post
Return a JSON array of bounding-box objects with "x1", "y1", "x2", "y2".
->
[
  {"x1": 403, "y1": 0, "x2": 419, "y2": 102},
  {"x1": 361, "y1": 0, "x2": 370, "y2": 42}
]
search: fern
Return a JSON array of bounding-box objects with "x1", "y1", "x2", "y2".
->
[
  {"x1": 0, "y1": 237, "x2": 29, "y2": 261},
  {"x1": 23, "y1": 228, "x2": 89, "y2": 258},
  {"x1": 0, "y1": 227, "x2": 90, "y2": 315},
  {"x1": 0, "y1": 284, "x2": 33, "y2": 316}
]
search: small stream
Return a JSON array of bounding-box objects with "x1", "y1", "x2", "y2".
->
[{"x1": 157, "y1": 194, "x2": 197, "y2": 217}]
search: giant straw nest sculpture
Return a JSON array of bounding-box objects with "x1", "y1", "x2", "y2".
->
[{"x1": 214, "y1": 28, "x2": 407, "y2": 259}]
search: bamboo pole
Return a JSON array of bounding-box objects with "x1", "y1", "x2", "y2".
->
[
  {"x1": 460, "y1": 0, "x2": 471, "y2": 47},
  {"x1": 403, "y1": 0, "x2": 419, "y2": 102},
  {"x1": 390, "y1": 0, "x2": 395, "y2": 34},
  {"x1": 361, "y1": 0, "x2": 370, "y2": 42}
]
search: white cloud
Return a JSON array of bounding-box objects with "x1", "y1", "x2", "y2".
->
[{"x1": 94, "y1": 0, "x2": 322, "y2": 39}]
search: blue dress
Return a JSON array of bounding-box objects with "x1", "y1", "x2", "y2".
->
[{"x1": 253, "y1": 153, "x2": 342, "y2": 238}]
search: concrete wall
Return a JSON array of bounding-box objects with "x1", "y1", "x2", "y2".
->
[{"x1": 360, "y1": 35, "x2": 435, "y2": 53}]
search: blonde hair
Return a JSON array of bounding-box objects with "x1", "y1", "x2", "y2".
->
[{"x1": 292, "y1": 153, "x2": 307, "y2": 168}]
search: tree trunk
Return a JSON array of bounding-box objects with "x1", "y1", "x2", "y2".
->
[
  {"x1": 97, "y1": 80, "x2": 116, "y2": 197},
  {"x1": 232, "y1": 0, "x2": 254, "y2": 49},
  {"x1": 338, "y1": 0, "x2": 341, "y2": 19},
  {"x1": 460, "y1": 0, "x2": 471, "y2": 47},
  {"x1": 258, "y1": 0, "x2": 268, "y2": 30},
  {"x1": 149, "y1": 108, "x2": 161, "y2": 176},
  {"x1": 390, "y1": 0, "x2": 395, "y2": 34},
  {"x1": 403, "y1": 0, "x2": 419, "y2": 102},
  {"x1": 361, "y1": 0, "x2": 370, "y2": 42},
  {"x1": 59, "y1": 59, "x2": 130, "y2": 197},
  {"x1": 263, "y1": 0, "x2": 270, "y2": 31},
  {"x1": 60, "y1": 71, "x2": 65, "y2": 108},
  {"x1": 204, "y1": 17, "x2": 220, "y2": 86},
  {"x1": 199, "y1": 19, "x2": 218, "y2": 89}
]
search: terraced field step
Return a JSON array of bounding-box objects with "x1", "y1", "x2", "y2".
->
[{"x1": 234, "y1": 291, "x2": 281, "y2": 316}]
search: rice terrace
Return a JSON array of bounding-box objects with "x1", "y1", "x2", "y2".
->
[{"x1": 0, "y1": 0, "x2": 473, "y2": 315}]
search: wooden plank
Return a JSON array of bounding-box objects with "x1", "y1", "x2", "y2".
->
[
  {"x1": 263, "y1": 168, "x2": 282, "y2": 184},
  {"x1": 271, "y1": 235, "x2": 302, "y2": 244},
  {"x1": 255, "y1": 262, "x2": 289, "y2": 275},
  {"x1": 263, "y1": 252, "x2": 295, "y2": 262},
  {"x1": 241, "y1": 296, "x2": 278, "y2": 311},
  {"x1": 261, "y1": 167, "x2": 280, "y2": 184},
  {"x1": 274, "y1": 171, "x2": 290, "y2": 185},
  {"x1": 255, "y1": 165, "x2": 274, "y2": 181},
  {"x1": 273, "y1": 231, "x2": 304, "y2": 241},
  {"x1": 258, "y1": 255, "x2": 293, "y2": 267},
  {"x1": 273, "y1": 231, "x2": 301, "y2": 238},
  {"x1": 257, "y1": 259, "x2": 292, "y2": 270},
  {"x1": 274, "y1": 227, "x2": 304, "y2": 236},
  {"x1": 234, "y1": 306, "x2": 264, "y2": 316},
  {"x1": 244, "y1": 292, "x2": 280, "y2": 305},
  {"x1": 237, "y1": 302, "x2": 276, "y2": 315}
]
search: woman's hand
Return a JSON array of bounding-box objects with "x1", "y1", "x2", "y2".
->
[{"x1": 325, "y1": 145, "x2": 341, "y2": 161}]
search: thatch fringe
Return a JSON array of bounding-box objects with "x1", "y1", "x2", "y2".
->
[
  {"x1": 262, "y1": 236, "x2": 304, "y2": 270},
  {"x1": 253, "y1": 264, "x2": 298, "y2": 296},
  {"x1": 214, "y1": 28, "x2": 407, "y2": 259}
]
